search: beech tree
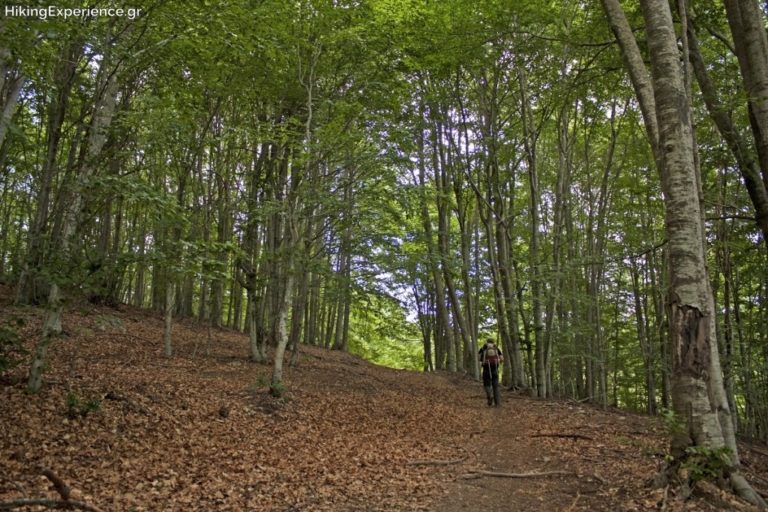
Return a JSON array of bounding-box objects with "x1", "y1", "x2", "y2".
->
[
  {"x1": 1, "y1": 1, "x2": 767, "y2": 502},
  {"x1": 603, "y1": 0, "x2": 764, "y2": 504}
]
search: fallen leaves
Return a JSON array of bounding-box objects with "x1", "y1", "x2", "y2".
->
[{"x1": 1, "y1": 286, "x2": 767, "y2": 511}]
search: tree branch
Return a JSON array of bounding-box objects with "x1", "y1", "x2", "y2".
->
[{"x1": 459, "y1": 469, "x2": 573, "y2": 479}]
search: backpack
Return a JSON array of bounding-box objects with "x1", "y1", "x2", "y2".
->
[{"x1": 483, "y1": 343, "x2": 499, "y2": 365}]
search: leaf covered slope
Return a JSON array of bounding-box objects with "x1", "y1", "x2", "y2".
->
[{"x1": 1, "y1": 286, "x2": 767, "y2": 511}]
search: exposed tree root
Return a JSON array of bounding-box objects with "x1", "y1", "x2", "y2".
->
[
  {"x1": 654, "y1": 460, "x2": 767, "y2": 509},
  {"x1": 730, "y1": 472, "x2": 767, "y2": 509}
]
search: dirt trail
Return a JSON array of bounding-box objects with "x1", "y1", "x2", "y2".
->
[
  {"x1": 432, "y1": 382, "x2": 768, "y2": 511},
  {"x1": 1, "y1": 287, "x2": 767, "y2": 511}
]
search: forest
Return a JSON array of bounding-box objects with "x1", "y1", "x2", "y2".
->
[{"x1": 1, "y1": 0, "x2": 768, "y2": 508}]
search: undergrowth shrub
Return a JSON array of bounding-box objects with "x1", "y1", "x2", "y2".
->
[{"x1": 65, "y1": 392, "x2": 101, "y2": 418}]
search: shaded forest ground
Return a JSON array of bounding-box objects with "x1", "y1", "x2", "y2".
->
[{"x1": 1, "y1": 284, "x2": 767, "y2": 511}]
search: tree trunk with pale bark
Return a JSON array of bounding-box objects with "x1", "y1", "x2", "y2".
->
[{"x1": 624, "y1": 0, "x2": 764, "y2": 505}]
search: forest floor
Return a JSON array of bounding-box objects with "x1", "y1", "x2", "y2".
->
[{"x1": 1, "y1": 284, "x2": 768, "y2": 511}]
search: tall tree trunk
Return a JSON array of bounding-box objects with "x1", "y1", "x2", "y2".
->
[
  {"x1": 417, "y1": 101, "x2": 455, "y2": 372},
  {"x1": 434, "y1": 138, "x2": 470, "y2": 372},
  {"x1": 638, "y1": 0, "x2": 763, "y2": 504},
  {"x1": 519, "y1": 66, "x2": 546, "y2": 397}
]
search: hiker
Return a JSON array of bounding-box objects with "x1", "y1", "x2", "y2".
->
[{"x1": 478, "y1": 339, "x2": 503, "y2": 407}]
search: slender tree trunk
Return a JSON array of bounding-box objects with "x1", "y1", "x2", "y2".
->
[
  {"x1": 436, "y1": 160, "x2": 470, "y2": 372},
  {"x1": 687, "y1": 19, "x2": 768, "y2": 241},
  {"x1": 16, "y1": 41, "x2": 82, "y2": 305},
  {"x1": 163, "y1": 282, "x2": 175, "y2": 357},
  {"x1": 649, "y1": 246, "x2": 670, "y2": 410},
  {"x1": 332, "y1": 170, "x2": 353, "y2": 352},
  {"x1": 631, "y1": 259, "x2": 656, "y2": 415},
  {"x1": 0, "y1": 70, "x2": 24, "y2": 151},
  {"x1": 271, "y1": 268, "x2": 295, "y2": 391},
  {"x1": 27, "y1": 284, "x2": 63, "y2": 392},
  {"x1": 722, "y1": 0, "x2": 768, "y2": 220},
  {"x1": 27, "y1": 39, "x2": 121, "y2": 391},
  {"x1": 600, "y1": 0, "x2": 660, "y2": 160}
]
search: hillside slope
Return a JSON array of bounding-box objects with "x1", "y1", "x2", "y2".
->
[{"x1": 1, "y1": 287, "x2": 766, "y2": 511}]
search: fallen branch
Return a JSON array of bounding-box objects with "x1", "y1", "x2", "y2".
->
[
  {"x1": 0, "y1": 498, "x2": 105, "y2": 511},
  {"x1": 41, "y1": 468, "x2": 70, "y2": 501},
  {"x1": 459, "y1": 469, "x2": 608, "y2": 485},
  {"x1": 407, "y1": 456, "x2": 467, "y2": 466},
  {"x1": 531, "y1": 433, "x2": 594, "y2": 441},
  {"x1": 0, "y1": 468, "x2": 106, "y2": 512}
]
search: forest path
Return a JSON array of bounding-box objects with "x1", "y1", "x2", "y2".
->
[
  {"x1": 434, "y1": 388, "x2": 654, "y2": 511},
  {"x1": 1, "y1": 285, "x2": 766, "y2": 511}
]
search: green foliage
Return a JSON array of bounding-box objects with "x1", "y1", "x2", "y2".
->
[
  {"x1": 0, "y1": 318, "x2": 27, "y2": 375},
  {"x1": 249, "y1": 373, "x2": 270, "y2": 393},
  {"x1": 65, "y1": 392, "x2": 101, "y2": 419},
  {"x1": 269, "y1": 381, "x2": 286, "y2": 399},
  {"x1": 682, "y1": 445, "x2": 732, "y2": 483},
  {"x1": 349, "y1": 292, "x2": 423, "y2": 370},
  {"x1": 659, "y1": 409, "x2": 732, "y2": 483},
  {"x1": 660, "y1": 408, "x2": 686, "y2": 439}
]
